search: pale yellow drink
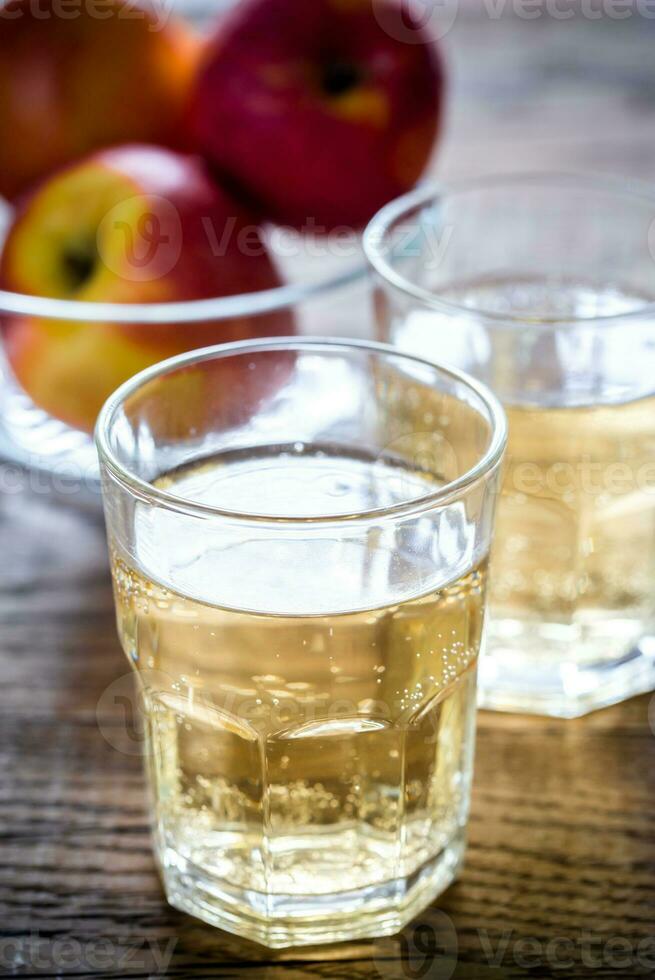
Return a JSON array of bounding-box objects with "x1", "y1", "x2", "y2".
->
[{"x1": 110, "y1": 451, "x2": 487, "y2": 940}]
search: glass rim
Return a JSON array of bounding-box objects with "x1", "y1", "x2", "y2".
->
[
  {"x1": 95, "y1": 336, "x2": 507, "y2": 525},
  {"x1": 363, "y1": 171, "x2": 655, "y2": 326}
]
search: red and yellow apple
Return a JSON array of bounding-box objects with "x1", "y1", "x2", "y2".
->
[
  {"x1": 0, "y1": 0, "x2": 201, "y2": 200},
  {"x1": 189, "y1": 0, "x2": 444, "y2": 229},
  {"x1": 0, "y1": 144, "x2": 292, "y2": 432}
]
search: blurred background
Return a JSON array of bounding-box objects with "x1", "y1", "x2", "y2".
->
[
  {"x1": 438, "y1": 1, "x2": 655, "y2": 178},
  {"x1": 1, "y1": 0, "x2": 654, "y2": 485}
]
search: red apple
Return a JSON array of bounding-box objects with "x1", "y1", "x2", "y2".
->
[
  {"x1": 189, "y1": 0, "x2": 444, "y2": 229},
  {"x1": 0, "y1": 0, "x2": 201, "y2": 200},
  {"x1": 0, "y1": 145, "x2": 293, "y2": 432}
]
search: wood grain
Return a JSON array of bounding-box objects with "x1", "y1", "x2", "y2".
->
[{"x1": 2, "y1": 10, "x2": 655, "y2": 979}]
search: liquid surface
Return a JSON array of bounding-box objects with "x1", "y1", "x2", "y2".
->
[
  {"x1": 133, "y1": 445, "x2": 481, "y2": 616},
  {"x1": 156, "y1": 445, "x2": 440, "y2": 518},
  {"x1": 395, "y1": 278, "x2": 655, "y2": 407},
  {"x1": 111, "y1": 451, "x2": 486, "y2": 940}
]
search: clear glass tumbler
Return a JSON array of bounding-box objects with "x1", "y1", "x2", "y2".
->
[
  {"x1": 96, "y1": 337, "x2": 505, "y2": 948},
  {"x1": 365, "y1": 173, "x2": 655, "y2": 718}
]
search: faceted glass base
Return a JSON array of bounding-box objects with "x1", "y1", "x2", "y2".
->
[
  {"x1": 480, "y1": 618, "x2": 655, "y2": 717},
  {"x1": 158, "y1": 837, "x2": 465, "y2": 949}
]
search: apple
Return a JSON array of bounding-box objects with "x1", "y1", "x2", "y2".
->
[
  {"x1": 189, "y1": 0, "x2": 444, "y2": 229},
  {"x1": 0, "y1": 145, "x2": 293, "y2": 432},
  {"x1": 0, "y1": 0, "x2": 201, "y2": 200}
]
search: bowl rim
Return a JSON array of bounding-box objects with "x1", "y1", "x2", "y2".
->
[
  {"x1": 363, "y1": 170, "x2": 655, "y2": 326},
  {"x1": 0, "y1": 253, "x2": 369, "y2": 323},
  {"x1": 95, "y1": 335, "x2": 507, "y2": 525}
]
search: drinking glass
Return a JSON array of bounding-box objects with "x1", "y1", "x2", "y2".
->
[
  {"x1": 96, "y1": 337, "x2": 505, "y2": 948},
  {"x1": 365, "y1": 173, "x2": 655, "y2": 718}
]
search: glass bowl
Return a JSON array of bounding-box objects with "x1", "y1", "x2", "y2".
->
[
  {"x1": 0, "y1": 0, "x2": 375, "y2": 497},
  {"x1": 0, "y1": 199, "x2": 372, "y2": 495}
]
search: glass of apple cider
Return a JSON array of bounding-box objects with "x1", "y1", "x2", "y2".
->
[
  {"x1": 95, "y1": 337, "x2": 505, "y2": 948},
  {"x1": 365, "y1": 173, "x2": 655, "y2": 718}
]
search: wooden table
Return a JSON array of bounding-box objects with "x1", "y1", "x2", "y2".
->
[{"x1": 3, "y1": 9, "x2": 655, "y2": 979}]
